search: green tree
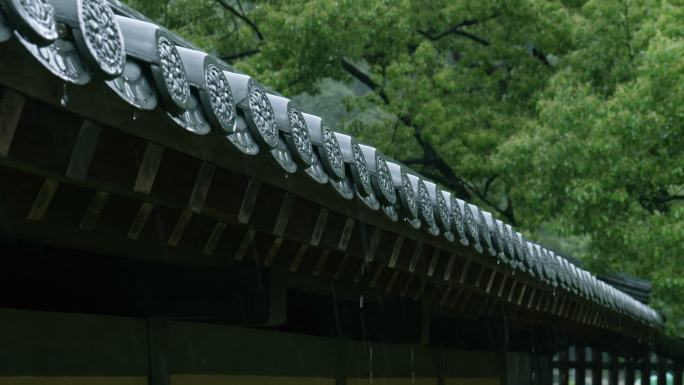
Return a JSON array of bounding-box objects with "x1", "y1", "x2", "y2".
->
[{"x1": 123, "y1": 0, "x2": 684, "y2": 333}]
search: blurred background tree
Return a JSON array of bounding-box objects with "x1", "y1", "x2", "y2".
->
[{"x1": 123, "y1": 0, "x2": 684, "y2": 334}]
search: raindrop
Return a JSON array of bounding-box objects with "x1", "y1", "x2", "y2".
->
[
  {"x1": 132, "y1": 112, "x2": 138, "y2": 121},
  {"x1": 59, "y1": 84, "x2": 68, "y2": 106},
  {"x1": 359, "y1": 294, "x2": 364, "y2": 309},
  {"x1": 369, "y1": 346, "x2": 373, "y2": 384}
]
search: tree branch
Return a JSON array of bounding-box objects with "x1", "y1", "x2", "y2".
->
[
  {"x1": 221, "y1": 48, "x2": 261, "y2": 62},
  {"x1": 340, "y1": 59, "x2": 390, "y2": 104},
  {"x1": 419, "y1": 19, "x2": 481, "y2": 40},
  {"x1": 418, "y1": 15, "x2": 496, "y2": 46},
  {"x1": 215, "y1": 0, "x2": 264, "y2": 40}
]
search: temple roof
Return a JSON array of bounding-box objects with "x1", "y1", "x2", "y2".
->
[{"x1": 0, "y1": 0, "x2": 664, "y2": 343}]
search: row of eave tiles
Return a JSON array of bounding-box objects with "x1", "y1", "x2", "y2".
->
[{"x1": 0, "y1": 0, "x2": 662, "y2": 327}]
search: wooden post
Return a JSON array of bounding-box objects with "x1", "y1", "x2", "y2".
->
[
  {"x1": 673, "y1": 364, "x2": 682, "y2": 385},
  {"x1": 560, "y1": 348, "x2": 569, "y2": 385},
  {"x1": 625, "y1": 358, "x2": 635, "y2": 385},
  {"x1": 609, "y1": 352, "x2": 618, "y2": 385},
  {"x1": 535, "y1": 355, "x2": 553, "y2": 385},
  {"x1": 593, "y1": 348, "x2": 603, "y2": 385},
  {"x1": 642, "y1": 355, "x2": 652, "y2": 385},
  {"x1": 657, "y1": 357, "x2": 667, "y2": 385},
  {"x1": 576, "y1": 346, "x2": 586, "y2": 385}
]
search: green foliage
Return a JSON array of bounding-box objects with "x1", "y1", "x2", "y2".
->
[{"x1": 123, "y1": 0, "x2": 684, "y2": 334}]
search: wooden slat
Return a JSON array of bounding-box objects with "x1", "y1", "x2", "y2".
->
[
  {"x1": 387, "y1": 236, "x2": 404, "y2": 268},
  {"x1": 334, "y1": 252, "x2": 351, "y2": 279},
  {"x1": 133, "y1": 142, "x2": 164, "y2": 194},
  {"x1": 127, "y1": 202, "x2": 154, "y2": 240},
  {"x1": 27, "y1": 179, "x2": 58, "y2": 221},
  {"x1": 168, "y1": 210, "x2": 193, "y2": 246},
  {"x1": 309, "y1": 208, "x2": 328, "y2": 246},
  {"x1": 202, "y1": 221, "x2": 226, "y2": 255},
  {"x1": 312, "y1": 249, "x2": 329, "y2": 276},
  {"x1": 79, "y1": 191, "x2": 108, "y2": 230},
  {"x1": 238, "y1": 179, "x2": 261, "y2": 224},
  {"x1": 364, "y1": 228, "x2": 382, "y2": 264},
  {"x1": 289, "y1": 244, "x2": 308, "y2": 272},
  {"x1": 187, "y1": 162, "x2": 215, "y2": 214},
  {"x1": 443, "y1": 253, "x2": 456, "y2": 281},
  {"x1": 426, "y1": 247, "x2": 438, "y2": 277},
  {"x1": 337, "y1": 218, "x2": 355, "y2": 251},
  {"x1": 0, "y1": 88, "x2": 25, "y2": 157},
  {"x1": 66, "y1": 120, "x2": 101, "y2": 181},
  {"x1": 273, "y1": 193, "x2": 296, "y2": 237},
  {"x1": 407, "y1": 242, "x2": 422, "y2": 273},
  {"x1": 264, "y1": 238, "x2": 283, "y2": 267},
  {"x1": 234, "y1": 229, "x2": 255, "y2": 261}
]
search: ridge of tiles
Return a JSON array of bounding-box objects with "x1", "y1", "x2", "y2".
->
[{"x1": 0, "y1": 0, "x2": 663, "y2": 328}]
